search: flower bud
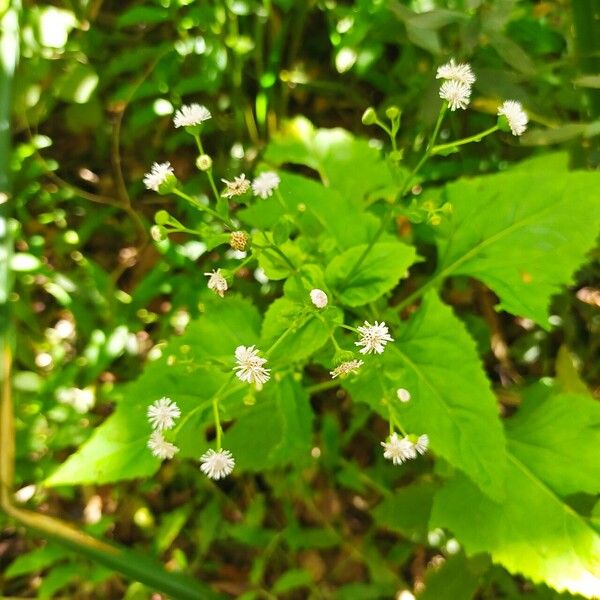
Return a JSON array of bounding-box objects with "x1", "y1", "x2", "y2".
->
[
  {"x1": 150, "y1": 225, "x2": 167, "y2": 242},
  {"x1": 229, "y1": 230, "x2": 249, "y2": 252},
  {"x1": 361, "y1": 107, "x2": 377, "y2": 125},
  {"x1": 310, "y1": 288, "x2": 328, "y2": 309},
  {"x1": 429, "y1": 214, "x2": 442, "y2": 226},
  {"x1": 385, "y1": 106, "x2": 400, "y2": 120},
  {"x1": 196, "y1": 154, "x2": 213, "y2": 171},
  {"x1": 154, "y1": 210, "x2": 171, "y2": 226},
  {"x1": 157, "y1": 172, "x2": 178, "y2": 195}
]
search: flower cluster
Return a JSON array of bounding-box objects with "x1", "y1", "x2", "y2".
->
[
  {"x1": 436, "y1": 58, "x2": 528, "y2": 135},
  {"x1": 381, "y1": 433, "x2": 429, "y2": 465},
  {"x1": 146, "y1": 397, "x2": 180, "y2": 459},
  {"x1": 234, "y1": 345, "x2": 271, "y2": 387}
]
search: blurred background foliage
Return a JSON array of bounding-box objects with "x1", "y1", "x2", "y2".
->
[{"x1": 2, "y1": 0, "x2": 599, "y2": 597}]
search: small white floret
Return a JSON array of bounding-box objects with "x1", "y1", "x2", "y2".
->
[
  {"x1": 355, "y1": 321, "x2": 394, "y2": 355},
  {"x1": 200, "y1": 448, "x2": 235, "y2": 480},
  {"x1": 381, "y1": 433, "x2": 416, "y2": 465},
  {"x1": 143, "y1": 162, "x2": 174, "y2": 191},
  {"x1": 221, "y1": 174, "x2": 250, "y2": 198},
  {"x1": 497, "y1": 100, "x2": 528, "y2": 136},
  {"x1": 173, "y1": 103, "x2": 212, "y2": 128},
  {"x1": 147, "y1": 397, "x2": 181, "y2": 431},
  {"x1": 439, "y1": 79, "x2": 471, "y2": 111},
  {"x1": 234, "y1": 345, "x2": 271, "y2": 386},
  {"x1": 147, "y1": 431, "x2": 179, "y2": 460},
  {"x1": 204, "y1": 269, "x2": 228, "y2": 298},
  {"x1": 396, "y1": 388, "x2": 411, "y2": 403},
  {"x1": 436, "y1": 59, "x2": 476, "y2": 86},
  {"x1": 251, "y1": 171, "x2": 281, "y2": 199},
  {"x1": 330, "y1": 359, "x2": 364, "y2": 379},
  {"x1": 414, "y1": 434, "x2": 429, "y2": 455},
  {"x1": 310, "y1": 289, "x2": 328, "y2": 309}
]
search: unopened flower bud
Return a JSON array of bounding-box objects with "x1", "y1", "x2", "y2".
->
[
  {"x1": 229, "y1": 230, "x2": 249, "y2": 251},
  {"x1": 154, "y1": 210, "x2": 171, "y2": 226},
  {"x1": 196, "y1": 154, "x2": 213, "y2": 171},
  {"x1": 362, "y1": 107, "x2": 377, "y2": 125},
  {"x1": 310, "y1": 288, "x2": 328, "y2": 309},
  {"x1": 150, "y1": 225, "x2": 167, "y2": 242},
  {"x1": 385, "y1": 106, "x2": 400, "y2": 120},
  {"x1": 429, "y1": 215, "x2": 442, "y2": 226}
]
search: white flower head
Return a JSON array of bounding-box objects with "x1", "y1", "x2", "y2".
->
[
  {"x1": 414, "y1": 434, "x2": 429, "y2": 455},
  {"x1": 147, "y1": 431, "x2": 179, "y2": 460},
  {"x1": 330, "y1": 359, "x2": 364, "y2": 379},
  {"x1": 234, "y1": 345, "x2": 271, "y2": 386},
  {"x1": 221, "y1": 174, "x2": 250, "y2": 198},
  {"x1": 439, "y1": 79, "x2": 471, "y2": 111},
  {"x1": 396, "y1": 388, "x2": 411, "y2": 403},
  {"x1": 436, "y1": 59, "x2": 476, "y2": 86},
  {"x1": 143, "y1": 162, "x2": 174, "y2": 191},
  {"x1": 200, "y1": 448, "x2": 235, "y2": 480},
  {"x1": 252, "y1": 171, "x2": 280, "y2": 199},
  {"x1": 147, "y1": 397, "x2": 181, "y2": 431},
  {"x1": 310, "y1": 289, "x2": 328, "y2": 309},
  {"x1": 497, "y1": 100, "x2": 528, "y2": 136},
  {"x1": 381, "y1": 433, "x2": 416, "y2": 465},
  {"x1": 204, "y1": 269, "x2": 228, "y2": 298},
  {"x1": 173, "y1": 103, "x2": 211, "y2": 128},
  {"x1": 355, "y1": 321, "x2": 394, "y2": 355}
]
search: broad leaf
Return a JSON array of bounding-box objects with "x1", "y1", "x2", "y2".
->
[
  {"x1": 326, "y1": 242, "x2": 417, "y2": 306},
  {"x1": 345, "y1": 292, "x2": 507, "y2": 498},
  {"x1": 419, "y1": 553, "x2": 489, "y2": 600},
  {"x1": 46, "y1": 297, "x2": 261, "y2": 486},
  {"x1": 436, "y1": 167, "x2": 600, "y2": 326},
  {"x1": 431, "y1": 456, "x2": 600, "y2": 598},
  {"x1": 506, "y1": 384, "x2": 600, "y2": 497}
]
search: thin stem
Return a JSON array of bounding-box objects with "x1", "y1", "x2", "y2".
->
[
  {"x1": 172, "y1": 188, "x2": 225, "y2": 223},
  {"x1": 193, "y1": 134, "x2": 221, "y2": 202},
  {"x1": 341, "y1": 103, "x2": 448, "y2": 284},
  {"x1": 305, "y1": 379, "x2": 340, "y2": 395},
  {"x1": 431, "y1": 124, "x2": 499, "y2": 155},
  {"x1": 395, "y1": 270, "x2": 444, "y2": 313},
  {"x1": 213, "y1": 397, "x2": 222, "y2": 449}
]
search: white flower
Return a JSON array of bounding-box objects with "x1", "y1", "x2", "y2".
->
[
  {"x1": 143, "y1": 162, "x2": 174, "y2": 191},
  {"x1": 56, "y1": 387, "x2": 95, "y2": 413},
  {"x1": 147, "y1": 431, "x2": 179, "y2": 460},
  {"x1": 381, "y1": 433, "x2": 416, "y2": 465},
  {"x1": 355, "y1": 321, "x2": 394, "y2": 355},
  {"x1": 497, "y1": 100, "x2": 528, "y2": 136},
  {"x1": 439, "y1": 80, "x2": 471, "y2": 111},
  {"x1": 173, "y1": 103, "x2": 211, "y2": 128},
  {"x1": 436, "y1": 59, "x2": 476, "y2": 86},
  {"x1": 204, "y1": 269, "x2": 228, "y2": 298},
  {"x1": 221, "y1": 174, "x2": 250, "y2": 198},
  {"x1": 147, "y1": 397, "x2": 181, "y2": 431},
  {"x1": 330, "y1": 359, "x2": 364, "y2": 379},
  {"x1": 234, "y1": 345, "x2": 271, "y2": 386},
  {"x1": 310, "y1": 289, "x2": 328, "y2": 309},
  {"x1": 396, "y1": 388, "x2": 411, "y2": 403},
  {"x1": 414, "y1": 434, "x2": 429, "y2": 455},
  {"x1": 200, "y1": 448, "x2": 235, "y2": 480},
  {"x1": 251, "y1": 171, "x2": 280, "y2": 199}
]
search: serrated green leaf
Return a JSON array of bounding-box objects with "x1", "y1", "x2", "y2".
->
[
  {"x1": 326, "y1": 242, "x2": 417, "y2": 306},
  {"x1": 45, "y1": 297, "x2": 260, "y2": 486},
  {"x1": 436, "y1": 167, "x2": 600, "y2": 327},
  {"x1": 345, "y1": 293, "x2": 507, "y2": 499},
  {"x1": 224, "y1": 377, "x2": 313, "y2": 470},
  {"x1": 261, "y1": 296, "x2": 341, "y2": 362},
  {"x1": 506, "y1": 385, "x2": 600, "y2": 496},
  {"x1": 431, "y1": 455, "x2": 600, "y2": 598}
]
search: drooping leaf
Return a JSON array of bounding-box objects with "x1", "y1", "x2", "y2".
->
[
  {"x1": 345, "y1": 292, "x2": 507, "y2": 499},
  {"x1": 431, "y1": 455, "x2": 600, "y2": 598},
  {"x1": 325, "y1": 242, "x2": 417, "y2": 307},
  {"x1": 436, "y1": 166, "x2": 600, "y2": 327},
  {"x1": 506, "y1": 384, "x2": 600, "y2": 496},
  {"x1": 46, "y1": 297, "x2": 261, "y2": 486}
]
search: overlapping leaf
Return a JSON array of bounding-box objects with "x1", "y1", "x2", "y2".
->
[
  {"x1": 436, "y1": 166, "x2": 600, "y2": 326},
  {"x1": 345, "y1": 292, "x2": 507, "y2": 498}
]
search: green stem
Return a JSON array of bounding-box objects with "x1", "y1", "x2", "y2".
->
[
  {"x1": 193, "y1": 134, "x2": 221, "y2": 202},
  {"x1": 431, "y1": 124, "x2": 499, "y2": 155},
  {"x1": 172, "y1": 188, "x2": 225, "y2": 223},
  {"x1": 213, "y1": 396, "x2": 222, "y2": 449},
  {"x1": 305, "y1": 379, "x2": 340, "y2": 395},
  {"x1": 341, "y1": 103, "x2": 448, "y2": 284}
]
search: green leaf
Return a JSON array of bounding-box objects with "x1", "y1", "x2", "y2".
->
[
  {"x1": 325, "y1": 242, "x2": 417, "y2": 306},
  {"x1": 506, "y1": 385, "x2": 600, "y2": 496},
  {"x1": 272, "y1": 568, "x2": 313, "y2": 594},
  {"x1": 224, "y1": 377, "x2": 313, "y2": 470},
  {"x1": 261, "y1": 296, "x2": 341, "y2": 363},
  {"x1": 436, "y1": 167, "x2": 600, "y2": 327},
  {"x1": 431, "y1": 455, "x2": 600, "y2": 598},
  {"x1": 46, "y1": 297, "x2": 260, "y2": 486},
  {"x1": 345, "y1": 293, "x2": 507, "y2": 499},
  {"x1": 373, "y1": 482, "x2": 435, "y2": 542},
  {"x1": 5, "y1": 543, "x2": 68, "y2": 578},
  {"x1": 419, "y1": 552, "x2": 489, "y2": 600},
  {"x1": 263, "y1": 117, "x2": 401, "y2": 204}
]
